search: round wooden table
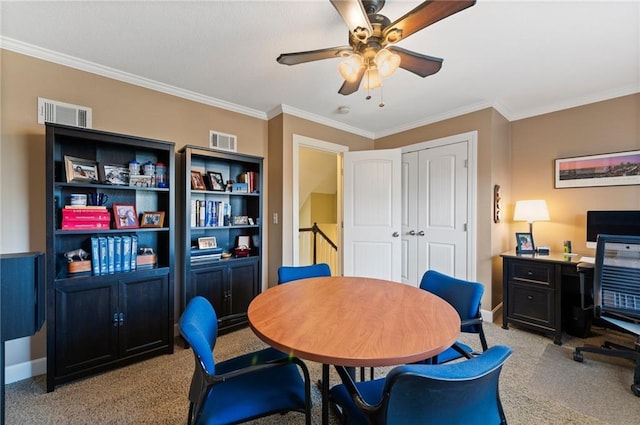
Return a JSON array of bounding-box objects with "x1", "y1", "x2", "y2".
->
[{"x1": 248, "y1": 276, "x2": 461, "y2": 424}]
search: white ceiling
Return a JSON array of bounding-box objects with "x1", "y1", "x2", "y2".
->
[{"x1": 1, "y1": 1, "x2": 638, "y2": 139}]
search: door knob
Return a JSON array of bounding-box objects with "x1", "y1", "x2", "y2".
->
[
  {"x1": 418, "y1": 230, "x2": 425, "y2": 236},
  {"x1": 392, "y1": 232, "x2": 399, "y2": 237},
  {"x1": 408, "y1": 230, "x2": 416, "y2": 235}
]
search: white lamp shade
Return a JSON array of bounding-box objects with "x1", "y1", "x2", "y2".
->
[
  {"x1": 338, "y1": 54, "x2": 364, "y2": 82},
  {"x1": 363, "y1": 66, "x2": 382, "y2": 89},
  {"x1": 513, "y1": 200, "x2": 549, "y2": 223},
  {"x1": 374, "y1": 49, "x2": 401, "y2": 78}
]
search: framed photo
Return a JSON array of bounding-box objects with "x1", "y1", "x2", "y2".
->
[
  {"x1": 516, "y1": 232, "x2": 535, "y2": 254},
  {"x1": 207, "y1": 171, "x2": 225, "y2": 191},
  {"x1": 236, "y1": 235, "x2": 251, "y2": 249},
  {"x1": 64, "y1": 155, "x2": 98, "y2": 183},
  {"x1": 100, "y1": 164, "x2": 130, "y2": 185},
  {"x1": 555, "y1": 150, "x2": 640, "y2": 188},
  {"x1": 113, "y1": 204, "x2": 139, "y2": 229},
  {"x1": 191, "y1": 171, "x2": 206, "y2": 190},
  {"x1": 129, "y1": 174, "x2": 152, "y2": 188},
  {"x1": 198, "y1": 236, "x2": 217, "y2": 249},
  {"x1": 233, "y1": 215, "x2": 249, "y2": 225},
  {"x1": 140, "y1": 211, "x2": 165, "y2": 228}
]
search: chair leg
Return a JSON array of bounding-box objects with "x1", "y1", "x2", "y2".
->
[
  {"x1": 479, "y1": 325, "x2": 489, "y2": 351},
  {"x1": 574, "y1": 342, "x2": 640, "y2": 397}
]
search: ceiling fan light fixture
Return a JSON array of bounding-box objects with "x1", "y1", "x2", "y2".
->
[
  {"x1": 375, "y1": 48, "x2": 401, "y2": 78},
  {"x1": 338, "y1": 54, "x2": 364, "y2": 82},
  {"x1": 363, "y1": 66, "x2": 382, "y2": 90}
]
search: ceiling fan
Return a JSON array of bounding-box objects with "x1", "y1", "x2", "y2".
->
[{"x1": 277, "y1": 0, "x2": 476, "y2": 97}]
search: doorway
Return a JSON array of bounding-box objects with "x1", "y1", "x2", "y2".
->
[{"x1": 292, "y1": 135, "x2": 348, "y2": 275}]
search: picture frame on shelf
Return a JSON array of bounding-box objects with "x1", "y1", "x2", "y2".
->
[
  {"x1": 64, "y1": 155, "x2": 98, "y2": 183},
  {"x1": 100, "y1": 164, "x2": 130, "y2": 186},
  {"x1": 198, "y1": 236, "x2": 217, "y2": 249},
  {"x1": 555, "y1": 150, "x2": 640, "y2": 188},
  {"x1": 207, "y1": 171, "x2": 225, "y2": 191},
  {"x1": 129, "y1": 174, "x2": 152, "y2": 188},
  {"x1": 233, "y1": 215, "x2": 249, "y2": 225},
  {"x1": 113, "y1": 204, "x2": 139, "y2": 229},
  {"x1": 191, "y1": 171, "x2": 206, "y2": 190},
  {"x1": 516, "y1": 232, "x2": 535, "y2": 254},
  {"x1": 141, "y1": 211, "x2": 165, "y2": 228}
]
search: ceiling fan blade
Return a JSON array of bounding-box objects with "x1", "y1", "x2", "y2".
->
[
  {"x1": 277, "y1": 46, "x2": 353, "y2": 66},
  {"x1": 338, "y1": 66, "x2": 366, "y2": 95},
  {"x1": 389, "y1": 46, "x2": 443, "y2": 77},
  {"x1": 384, "y1": 0, "x2": 475, "y2": 42},
  {"x1": 330, "y1": 0, "x2": 373, "y2": 40}
]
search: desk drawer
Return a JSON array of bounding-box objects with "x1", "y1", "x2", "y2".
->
[
  {"x1": 508, "y1": 282, "x2": 556, "y2": 329},
  {"x1": 508, "y1": 260, "x2": 554, "y2": 287}
]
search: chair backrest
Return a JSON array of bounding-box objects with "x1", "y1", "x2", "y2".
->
[
  {"x1": 420, "y1": 269, "x2": 484, "y2": 333},
  {"x1": 277, "y1": 263, "x2": 331, "y2": 284},
  {"x1": 179, "y1": 296, "x2": 219, "y2": 374},
  {"x1": 382, "y1": 345, "x2": 512, "y2": 425},
  {"x1": 594, "y1": 234, "x2": 640, "y2": 322}
]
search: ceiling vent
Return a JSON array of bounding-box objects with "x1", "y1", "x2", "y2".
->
[
  {"x1": 38, "y1": 97, "x2": 92, "y2": 128},
  {"x1": 209, "y1": 130, "x2": 237, "y2": 152}
]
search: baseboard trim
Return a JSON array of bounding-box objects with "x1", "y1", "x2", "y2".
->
[{"x1": 5, "y1": 357, "x2": 46, "y2": 384}]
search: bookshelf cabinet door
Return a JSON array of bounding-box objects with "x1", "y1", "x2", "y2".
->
[
  {"x1": 119, "y1": 272, "x2": 171, "y2": 357},
  {"x1": 55, "y1": 281, "x2": 119, "y2": 379}
]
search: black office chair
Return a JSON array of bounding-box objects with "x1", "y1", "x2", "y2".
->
[
  {"x1": 418, "y1": 270, "x2": 488, "y2": 364},
  {"x1": 573, "y1": 234, "x2": 640, "y2": 396}
]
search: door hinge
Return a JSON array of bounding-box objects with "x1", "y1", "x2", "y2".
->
[
  {"x1": 464, "y1": 223, "x2": 468, "y2": 231},
  {"x1": 464, "y1": 159, "x2": 468, "y2": 168}
]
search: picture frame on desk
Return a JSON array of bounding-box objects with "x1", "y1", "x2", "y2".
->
[
  {"x1": 516, "y1": 232, "x2": 535, "y2": 254},
  {"x1": 555, "y1": 150, "x2": 640, "y2": 188},
  {"x1": 198, "y1": 236, "x2": 217, "y2": 249},
  {"x1": 64, "y1": 155, "x2": 98, "y2": 183},
  {"x1": 113, "y1": 204, "x2": 139, "y2": 229},
  {"x1": 141, "y1": 211, "x2": 165, "y2": 228}
]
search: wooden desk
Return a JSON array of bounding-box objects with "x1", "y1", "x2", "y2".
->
[
  {"x1": 501, "y1": 251, "x2": 593, "y2": 345},
  {"x1": 248, "y1": 276, "x2": 460, "y2": 425}
]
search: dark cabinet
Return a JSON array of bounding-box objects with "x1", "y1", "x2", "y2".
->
[
  {"x1": 45, "y1": 123, "x2": 175, "y2": 391},
  {"x1": 178, "y1": 145, "x2": 262, "y2": 333}
]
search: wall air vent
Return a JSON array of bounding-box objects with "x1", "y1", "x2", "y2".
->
[
  {"x1": 209, "y1": 130, "x2": 237, "y2": 152},
  {"x1": 37, "y1": 97, "x2": 92, "y2": 128}
]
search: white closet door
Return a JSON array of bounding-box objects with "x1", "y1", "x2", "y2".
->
[
  {"x1": 417, "y1": 142, "x2": 468, "y2": 279},
  {"x1": 401, "y1": 151, "x2": 419, "y2": 285},
  {"x1": 343, "y1": 149, "x2": 401, "y2": 281}
]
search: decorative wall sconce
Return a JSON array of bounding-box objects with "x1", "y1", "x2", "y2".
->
[{"x1": 493, "y1": 185, "x2": 501, "y2": 223}]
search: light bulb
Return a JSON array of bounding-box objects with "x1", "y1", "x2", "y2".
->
[
  {"x1": 338, "y1": 54, "x2": 364, "y2": 82},
  {"x1": 374, "y1": 49, "x2": 401, "y2": 78}
]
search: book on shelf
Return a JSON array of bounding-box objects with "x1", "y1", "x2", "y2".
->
[
  {"x1": 91, "y1": 237, "x2": 100, "y2": 275},
  {"x1": 98, "y1": 237, "x2": 108, "y2": 275},
  {"x1": 64, "y1": 205, "x2": 108, "y2": 210},
  {"x1": 62, "y1": 209, "x2": 111, "y2": 221},
  {"x1": 190, "y1": 254, "x2": 222, "y2": 263},
  {"x1": 130, "y1": 235, "x2": 138, "y2": 271},
  {"x1": 122, "y1": 236, "x2": 131, "y2": 272},
  {"x1": 107, "y1": 236, "x2": 115, "y2": 274},
  {"x1": 61, "y1": 221, "x2": 111, "y2": 230},
  {"x1": 190, "y1": 246, "x2": 223, "y2": 256},
  {"x1": 114, "y1": 236, "x2": 122, "y2": 273}
]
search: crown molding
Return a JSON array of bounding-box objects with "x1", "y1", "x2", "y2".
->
[
  {"x1": 1, "y1": 37, "x2": 268, "y2": 120},
  {"x1": 268, "y1": 104, "x2": 375, "y2": 140}
]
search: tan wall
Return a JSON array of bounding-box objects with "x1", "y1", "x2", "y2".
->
[
  {"x1": 1, "y1": 49, "x2": 267, "y2": 368},
  {"x1": 511, "y1": 94, "x2": 640, "y2": 255},
  {"x1": 310, "y1": 193, "x2": 337, "y2": 223}
]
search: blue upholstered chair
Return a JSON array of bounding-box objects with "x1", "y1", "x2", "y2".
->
[
  {"x1": 329, "y1": 345, "x2": 512, "y2": 425},
  {"x1": 178, "y1": 296, "x2": 311, "y2": 425},
  {"x1": 277, "y1": 263, "x2": 331, "y2": 284},
  {"x1": 419, "y1": 269, "x2": 488, "y2": 364}
]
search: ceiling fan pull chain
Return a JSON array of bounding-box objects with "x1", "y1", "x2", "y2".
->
[{"x1": 379, "y1": 85, "x2": 385, "y2": 108}]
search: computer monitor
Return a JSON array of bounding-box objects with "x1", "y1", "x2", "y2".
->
[{"x1": 586, "y1": 210, "x2": 640, "y2": 248}]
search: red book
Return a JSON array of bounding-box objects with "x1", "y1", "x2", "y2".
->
[
  {"x1": 62, "y1": 210, "x2": 111, "y2": 221},
  {"x1": 61, "y1": 221, "x2": 111, "y2": 230}
]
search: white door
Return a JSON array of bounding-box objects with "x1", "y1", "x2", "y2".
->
[
  {"x1": 343, "y1": 149, "x2": 402, "y2": 281},
  {"x1": 401, "y1": 151, "x2": 419, "y2": 284},
  {"x1": 416, "y1": 142, "x2": 469, "y2": 280}
]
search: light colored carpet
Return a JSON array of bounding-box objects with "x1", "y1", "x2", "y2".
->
[{"x1": 5, "y1": 320, "x2": 640, "y2": 424}]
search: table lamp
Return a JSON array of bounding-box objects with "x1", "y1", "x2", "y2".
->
[{"x1": 513, "y1": 199, "x2": 549, "y2": 238}]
